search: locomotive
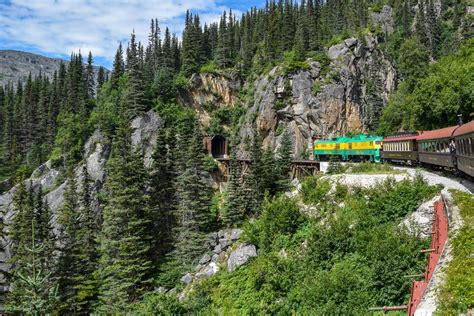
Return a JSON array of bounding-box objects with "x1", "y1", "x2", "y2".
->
[{"x1": 314, "y1": 119, "x2": 474, "y2": 178}]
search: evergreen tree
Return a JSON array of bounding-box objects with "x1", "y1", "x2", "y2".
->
[
  {"x1": 56, "y1": 169, "x2": 81, "y2": 312},
  {"x1": 7, "y1": 182, "x2": 57, "y2": 313},
  {"x1": 97, "y1": 66, "x2": 106, "y2": 89},
  {"x1": 74, "y1": 165, "x2": 99, "y2": 313},
  {"x1": 7, "y1": 221, "x2": 59, "y2": 314},
  {"x1": 86, "y1": 51, "x2": 95, "y2": 99},
  {"x1": 98, "y1": 122, "x2": 152, "y2": 310},
  {"x1": 123, "y1": 32, "x2": 149, "y2": 118},
  {"x1": 166, "y1": 120, "x2": 211, "y2": 277},
  {"x1": 223, "y1": 148, "x2": 244, "y2": 227},
  {"x1": 110, "y1": 43, "x2": 125, "y2": 89},
  {"x1": 243, "y1": 132, "x2": 264, "y2": 216},
  {"x1": 149, "y1": 129, "x2": 177, "y2": 266},
  {"x1": 275, "y1": 129, "x2": 293, "y2": 192}
]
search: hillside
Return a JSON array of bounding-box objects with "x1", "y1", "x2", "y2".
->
[
  {"x1": 0, "y1": 0, "x2": 472, "y2": 314},
  {"x1": 0, "y1": 50, "x2": 108, "y2": 87}
]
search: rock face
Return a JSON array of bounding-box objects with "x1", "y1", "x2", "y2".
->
[
  {"x1": 240, "y1": 34, "x2": 396, "y2": 157},
  {"x1": 177, "y1": 72, "x2": 243, "y2": 126},
  {"x1": 0, "y1": 50, "x2": 109, "y2": 88},
  {"x1": 177, "y1": 35, "x2": 396, "y2": 158},
  {"x1": 400, "y1": 195, "x2": 440, "y2": 239}
]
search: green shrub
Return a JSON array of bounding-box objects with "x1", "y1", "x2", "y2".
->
[
  {"x1": 300, "y1": 177, "x2": 332, "y2": 205},
  {"x1": 311, "y1": 82, "x2": 321, "y2": 96},
  {"x1": 245, "y1": 195, "x2": 305, "y2": 252},
  {"x1": 132, "y1": 292, "x2": 186, "y2": 315},
  {"x1": 200, "y1": 60, "x2": 219, "y2": 73}
]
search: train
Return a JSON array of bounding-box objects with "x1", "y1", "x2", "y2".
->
[{"x1": 313, "y1": 119, "x2": 474, "y2": 178}]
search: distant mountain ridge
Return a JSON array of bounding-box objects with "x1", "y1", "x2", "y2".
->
[{"x1": 0, "y1": 50, "x2": 108, "y2": 87}]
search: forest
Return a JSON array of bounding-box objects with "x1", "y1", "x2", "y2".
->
[{"x1": 0, "y1": 0, "x2": 472, "y2": 314}]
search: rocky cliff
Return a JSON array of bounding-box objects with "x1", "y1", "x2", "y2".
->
[{"x1": 179, "y1": 34, "x2": 396, "y2": 158}]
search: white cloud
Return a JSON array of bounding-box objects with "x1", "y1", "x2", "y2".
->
[{"x1": 0, "y1": 0, "x2": 238, "y2": 66}]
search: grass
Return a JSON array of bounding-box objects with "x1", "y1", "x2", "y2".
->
[{"x1": 438, "y1": 190, "x2": 474, "y2": 314}]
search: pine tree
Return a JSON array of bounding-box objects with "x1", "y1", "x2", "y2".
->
[
  {"x1": 74, "y1": 165, "x2": 99, "y2": 313},
  {"x1": 97, "y1": 66, "x2": 106, "y2": 89},
  {"x1": 123, "y1": 32, "x2": 149, "y2": 118},
  {"x1": 7, "y1": 221, "x2": 59, "y2": 314},
  {"x1": 86, "y1": 51, "x2": 95, "y2": 99},
  {"x1": 110, "y1": 43, "x2": 125, "y2": 89},
  {"x1": 166, "y1": 120, "x2": 212, "y2": 277},
  {"x1": 223, "y1": 148, "x2": 244, "y2": 227},
  {"x1": 98, "y1": 122, "x2": 152, "y2": 310},
  {"x1": 57, "y1": 169, "x2": 82, "y2": 312},
  {"x1": 275, "y1": 129, "x2": 293, "y2": 192}
]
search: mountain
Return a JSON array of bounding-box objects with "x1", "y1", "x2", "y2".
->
[{"x1": 0, "y1": 50, "x2": 107, "y2": 87}]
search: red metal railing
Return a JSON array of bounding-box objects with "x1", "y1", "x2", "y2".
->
[{"x1": 407, "y1": 199, "x2": 449, "y2": 316}]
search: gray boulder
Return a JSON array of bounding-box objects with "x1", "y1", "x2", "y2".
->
[
  {"x1": 195, "y1": 262, "x2": 220, "y2": 279},
  {"x1": 180, "y1": 273, "x2": 193, "y2": 285},
  {"x1": 199, "y1": 253, "x2": 212, "y2": 265},
  {"x1": 230, "y1": 229, "x2": 243, "y2": 241},
  {"x1": 227, "y1": 244, "x2": 258, "y2": 272},
  {"x1": 218, "y1": 238, "x2": 231, "y2": 250}
]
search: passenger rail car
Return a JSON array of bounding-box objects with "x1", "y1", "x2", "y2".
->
[
  {"x1": 416, "y1": 125, "x2": 459, "y2": 169},
  {"x1": 453, "y1": 120, "x2": 474, "y2": 177},
  {"x1": 381, "y1": 133, "x2": 420, "y2": 164}
]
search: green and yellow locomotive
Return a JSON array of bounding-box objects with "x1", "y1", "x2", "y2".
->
[{"x1": 314, "y1": 135, "x2": 383, "y2": 162}]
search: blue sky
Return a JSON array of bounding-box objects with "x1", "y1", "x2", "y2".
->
[{"x1": 0, "y1": 0, "x2": 265, "y2": 68}]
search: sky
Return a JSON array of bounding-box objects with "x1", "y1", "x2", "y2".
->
[{"x1": 0, "y1": 0, "x2": 265, "y2": 68}]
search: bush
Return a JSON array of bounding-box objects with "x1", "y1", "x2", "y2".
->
[
  {"x1": 300, "y1": 177, "x2": 332, "y2": 205},
  {"x1": 245, "y1": 195, "x2": 305, "y2": 252},
  {"x1": 132, "y1": 292, "x2": 186, "y2": 315}
]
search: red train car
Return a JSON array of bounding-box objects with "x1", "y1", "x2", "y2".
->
[
  {"x1": 454, "y1": 120, "x2": 474, "y2": 177},
  {"x1": 416, "y1": 125, "x2": 459, "y2": 169}
]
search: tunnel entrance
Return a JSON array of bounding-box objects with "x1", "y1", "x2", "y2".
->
[
  {"x1": 203, "y1": 135, "x2": 228, "y2": 159},
  {"x1": 211, "y1": 135, "x2": 228, "y2": 158}
]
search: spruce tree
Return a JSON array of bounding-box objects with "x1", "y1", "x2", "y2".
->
[
  {"x1": 275, "y1": 129, "x2": 293, "y2": 192},
  {"x1": 149, "y1": 129, "x2": 177, "y2": 266},
  {"x1": 86, "y1": 51, "x2": 95, "y2": 99},
  {"x1": 74, "y1": 165, "x2": 99, "y2": 313},
  {"x1": 123, "y1": 32, "x2": 149, "y2": 118},
  {"x1": 166, "y1": 120, "x2": 212, "y2": 279},
  {"x1": 244, "y1": 132, "x2": 265, "y2": 216},
  {"x1": 57, "y1": 169, "x2": 82, "y2": 313},
  {"x1": 97, "y1": 66, "x2": 106, "y2": 89},
  {"x1": 223, "y1": 148, "x2": 244, "y2": 227},
  {"x1": 110, "y1": 43, "x2": 125, "y2": 89},
  {"x1": 97, "y1": 122, "x2": 152, "y2": 310},
  {"x1": 7, "y1": 221, "x2": 59, "y2": 314}
]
